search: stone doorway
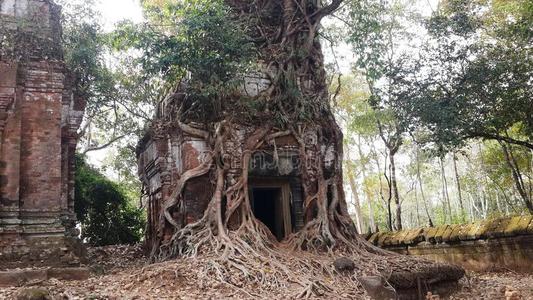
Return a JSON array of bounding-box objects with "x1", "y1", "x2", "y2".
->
[{"x1": 250, "y1": 180, "x2": 292, "y2": 241}]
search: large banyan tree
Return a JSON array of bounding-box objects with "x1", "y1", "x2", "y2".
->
[{"x1": 134, "y1": 0, "x2": 464, "y2": 297}]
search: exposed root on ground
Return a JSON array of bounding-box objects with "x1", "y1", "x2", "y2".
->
[{"x1": 148, "y1": 123, "x2": 463, "y2": 298}]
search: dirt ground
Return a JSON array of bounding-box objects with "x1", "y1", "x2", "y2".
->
[{"x1": 1, "y1": 245, "x2": 531, "y2": 299}]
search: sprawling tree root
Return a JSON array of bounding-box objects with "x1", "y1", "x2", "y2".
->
[{"x1": 147, "y1": 122, "x2": 463, "y2": 298}]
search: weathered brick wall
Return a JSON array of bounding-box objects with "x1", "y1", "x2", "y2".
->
[
  {"x1": 20, "y1": 62, "x2": 63, "y2": 211},
  {"x1": 137, "y1": 116, "x2": 324, "y2": 251},
  {"x1": 0, "y1": 0, "x2": 85, "y2": 268},
  {"x1": 365, "y1": 216, "x2": 533, "y2": 273}
]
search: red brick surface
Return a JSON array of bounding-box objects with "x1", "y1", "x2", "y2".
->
[{"x1": 0, "y1": 1, "x2": 86, "y2": 268}]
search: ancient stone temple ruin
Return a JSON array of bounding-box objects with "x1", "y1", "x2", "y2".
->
[
  {"x1": 0, "y1": 0, "x2": 85, "y2": 268},
  {"x1": 137, "y1": 2, "x2": 465, "y2": 295},
  {"x1": 138, "y1": 86, "x2": 321, "y2": 249}
]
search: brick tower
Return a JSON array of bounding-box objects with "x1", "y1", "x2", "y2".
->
[{"x1": 0, "y1": 0, "x2": 85, "y2": 268}]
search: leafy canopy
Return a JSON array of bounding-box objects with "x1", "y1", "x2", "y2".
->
[
  {"x1": 110, "y1": 0, "x2": 255, "y2": 121},
  {"x1": 113, "y1": 0, "x2": 254, "y2": 84},
  {"x1": 75, "y1": 155, "x2": 145, "y2": 246},
  {"x1": 387, "y1": 0, "x2": 533, "y2": 151}
]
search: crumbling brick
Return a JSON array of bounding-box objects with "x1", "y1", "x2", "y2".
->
[{"x1": 0, "y1": 0, "x2": 86, "y2": 268}]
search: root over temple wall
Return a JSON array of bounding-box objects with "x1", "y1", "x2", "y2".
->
[{"x1": 136, "y1": 0, "x2": 465, "y2": 297}]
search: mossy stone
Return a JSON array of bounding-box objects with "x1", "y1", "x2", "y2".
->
[
  {"x1": 457, "y1": 223, "x2": 471, "y2": 240},
  {"x1": 504, "y1": 215, "x2": 532, "y2": 236},
  {"x1": 404, "y1": 228, "x2": 424, "y2": 245},
  {"x1": 16, "y1": 288, "x2": 50, "y2": 300},
  {"x1": 442, "y1": 225, "x2": 457, "y2": 242},
  {"x1": 424, "y1": 227, "x2": 439, "y2": 243},
  {"x1": 448, "y1": 224, "x2": 465, "y2": 242},
  {"x1": 377, "y1": 232, "x2": 391, "y2": 246},
  {"x1": 368, "y1": 232, "x2": 380, "y2": 245},
  {"x1": 434, "y1": 225, "x2": 448, "y2": 243},
  {"x1": 473, "y1": 219, "x2": 491, "y2": 239},
  {"x1": 491, "y1": 217, "x2": 512, "y2": 238}
]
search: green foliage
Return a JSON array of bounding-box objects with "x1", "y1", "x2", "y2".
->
[
  {"x1": 335, "y1": 74, "x2": 379, "y2": 138},
  {"x1": 113, "y1": 0, "x2": 252, "y2": 85},
  {"x1": 387, "y1": 0, "x2": 533, "y2": 151},
  {"x1": 74, "y1": 155, "x2": 145, "y2": 246},
  {"x1": 344, "y1": 0, "x2": 392, "y2": 82},
  {"x1": 57, "y1": 0, "x2": 145, "y2": 160},
  {"x1": 333, "y1": 0, "x2": 532, "y2": 230},
  {"x1": 59, "y1": 0, "x2": 113, "y2": 106},
  {"x1": 343, "y1": 0, "x2": 412, "y2": 149},
  {"x1": 58, "y1": 0, "x2": 160, "y2": 193},
  {"x1": 111, "y1": 0, "x2": 255, "y2": 121}
]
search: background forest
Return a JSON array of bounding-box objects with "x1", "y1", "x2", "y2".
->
[{"x1": 58, "y1": 0, "x2": 532, "y2": 243}]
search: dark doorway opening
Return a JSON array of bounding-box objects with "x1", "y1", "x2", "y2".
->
[{"x1": 251, "y1": 187, "x2": 284, "y2": 240}]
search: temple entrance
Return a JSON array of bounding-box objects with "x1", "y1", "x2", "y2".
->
[
  {"x1": 250, "y1": 180, "x2": 293, "y2": 241},
  {"x1": 252, "y1": 188, "x2": 280, "y2": 238}
]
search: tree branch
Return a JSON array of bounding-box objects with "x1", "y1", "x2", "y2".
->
[
  {"x1": 311, "y1": 0, "x2": 344, "y2": 22},
  {"x1": 82, "y1": 134, "x2": 128, "y2": 154},
  {"x1": 467, "y1": 131, "x2": 533, "y2": 150}
]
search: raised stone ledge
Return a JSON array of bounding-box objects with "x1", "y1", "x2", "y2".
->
[
  {"x1": 365, "y1": 215, "x2": 533, "y2": 248},
  {"x1": 0, "y1": 267, "x2": 90, "y2": 287},
  {"x1": 365, "y1": 216, "x2": 533, "y2": 273},
  {"x1": 0, "y1": 236, "x2": 86, "y2": 271}
]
